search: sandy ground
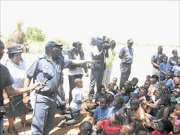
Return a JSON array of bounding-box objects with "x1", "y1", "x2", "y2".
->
[{"x1": 1, "y1": 45, "x2": 179, "y2": 134}]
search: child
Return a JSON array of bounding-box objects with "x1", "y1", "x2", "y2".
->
[
  {"x1": 108, "y1": 96, "x2": 124, "y2": 118},
  {"x1": 159, "y1": 56, "x2": 171, "y2": 81},
  {"x1": 173, "y1": 70, "x2": 180, "y2": 88},
  {"x1": 131, "y1": 77, "x2": 139, "y2": 93},
  {"x1": 139, "y1": 87, "x2": 147, "y2": 102},
  {"x1": 99, "y1": 111, "x2": 124, "y2": 135},
  {"x1": 119, "y1": 124, "x2": 134, "y2": 135},
  {"x1": 116, "y1": 84, "x2": 132, "y2": 103},
  {"x1": 127, "y1": 99, "x2": 145, "y2": 126},
  {"x1": 148, "y1": 119, "x2": 173, "y2": 135},
  {"x1": 172, "y1": 103, "x2": 180, "y2": 134},
  {"x1": 59, "y1": 78, "x2": 85, "y2": 127},
  {"x1": 172, "y1": 59, "x2": 180, "y2": 77},
  {"x1": 112, "y1": 77, "x2": 119, "y2": 92},
  {"x1": 107, "y1": 83, "x2": 116, "y2": 95},
  {"x1": 93, "y1": 97, "x2": 111, "y2": 125},
  {"x1": 165, "y1": 71, "x2": 175, "y2": 90},
  {"x1": 78, "y1": 121, "x2": 94, "y2": 135},
  {"x1": 146, "y1": 75, "x2": 151, "y2": 81},
  {"x1": 105, "y1": 91, "x2": 115, "y2": 107}
]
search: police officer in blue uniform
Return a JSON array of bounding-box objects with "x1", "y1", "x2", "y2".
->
[
  {"x1": 24, "y1": 41, "x2": 71, "y2": 135},
  {"x1": 119, "y1": 39, "x2": 134, "y2": 88}
]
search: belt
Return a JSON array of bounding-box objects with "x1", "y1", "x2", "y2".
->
[{"x1": 36, "y1": 91, "x2": 55, "y2": 98}]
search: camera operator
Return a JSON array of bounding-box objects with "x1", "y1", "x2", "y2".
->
[{"x1": 88, "y1": 36, "x2": 109, "y2": 100}]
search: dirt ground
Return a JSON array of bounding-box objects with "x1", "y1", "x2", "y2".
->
[{"x1": 3, "y1": 89, "x2": 93, "y2": 135}]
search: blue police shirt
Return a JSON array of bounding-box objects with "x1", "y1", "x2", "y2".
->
[
  {"x1": 159, "y1": 62, "x2": 171, "y2": 77},
  {"x1": 26, "y1": 54, "x2": 71, "y2": 93}
]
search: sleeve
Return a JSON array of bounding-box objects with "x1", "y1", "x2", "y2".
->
[
  {"x1": 151, "y1": 54, "x2": 156, "y2": 62},
  {"x1": 63, "y1": 59, "x2": 72, "y2": 69},
  {"x1": 93, "y1": 107, "x2": 98, "y2": 119},
  {"x1": 100, "y1": 119, "x2": 121, "y2": 134},
  {"x1": 26, "y1": 59, "x2": 39, "y2": 78},
  {"x1": 119, "y1": 47, "x2": 125, "y2": 59}
]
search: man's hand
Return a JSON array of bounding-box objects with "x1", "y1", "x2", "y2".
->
[
  {"x1": 3, "y1": 98, "x2": 10, "y2": 108},
  {"x1": 23, "y1": 95, "x2": 30, "y2": 107},
  {"x1": 31, "y1": 82, "x2": 45, "y2": 91}
]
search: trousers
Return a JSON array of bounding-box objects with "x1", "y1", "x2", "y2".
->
[{"x1": 120, "y1": 63, "x2": 131, "y2": 88}]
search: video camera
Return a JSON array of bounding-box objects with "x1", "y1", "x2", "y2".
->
[{"x1": 91, "y1": 36, "x2": 116, "y2": 50}]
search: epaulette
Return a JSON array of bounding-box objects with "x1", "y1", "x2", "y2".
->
[{"x1": 38, "y1": 55, "x2": 47, "y2": 60}]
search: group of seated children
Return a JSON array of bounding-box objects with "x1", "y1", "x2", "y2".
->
[{"x1": 59, "y1": 68, "x2": 180, "y2": 135}]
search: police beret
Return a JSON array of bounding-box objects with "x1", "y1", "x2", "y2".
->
[
  {"x1": 7, "y1": 43, "x2": 23, "y2": 54},
  {"x1": 45, "y1": 41, "x2": 63, "y2": 49}
]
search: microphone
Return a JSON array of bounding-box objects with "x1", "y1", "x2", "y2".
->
[{"x1": 43, "y1": 72, "x2": 54, "y2": 85}]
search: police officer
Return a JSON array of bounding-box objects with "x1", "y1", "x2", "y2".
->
[
  {"x1": 24, "y1": 41, "x2": 94, "y2": 135},
  {"x1": 0, "y1": 40, "x2": 41, "y2": 135},
  {"x1": 119, "y1": 39, "x2": 134, "y2": 88},
  {"x1": 23, "y1": 41, "x2": 70, "y2": 135}
]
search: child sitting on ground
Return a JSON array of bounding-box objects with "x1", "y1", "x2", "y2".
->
[
  {"x1": 108, "y1": 96, "x2": 124, "y2": 118},
  {"x1": 78, "y1": 121, "x2": 94, "y2": 135},
  {"x1": 170, "y1": 103, "x2": 180, "y2": 134},
  {"x1": 93, "y1": 97, "x2": 111, "y2": 125},
  {"x1": 97, "y1": 111, "x2": 125, "y2": 135},
  {"x1": 131, "y1": 77, "x2": 139, "y2": 93},
  {"x1": 59, "y1": 78, "x2": 86, "y2": 127},
  {"x1": 112, "y1": 77, "x2": 119, "y2": 92}
]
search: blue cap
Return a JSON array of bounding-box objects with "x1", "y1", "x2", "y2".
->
[
  {"x1": 7, "y1": 43, "x2": 23, "y2": 54},
  {"x1": 45, "y1": 41, "x2": 63, "y2": 49}
]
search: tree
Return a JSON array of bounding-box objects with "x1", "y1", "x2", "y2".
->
[
  {"x1": 25, "y1": 27, "x2": 45, "y2": 42},
  {"x1": 6, "y1": 20, "x2": 25, "y2": 48}
]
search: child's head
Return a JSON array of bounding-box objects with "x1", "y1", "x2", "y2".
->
[
  {"x1": 150, "y1": 78, "x2": 155, "y2": 84},
  {"x1": 108, "y1": 83, "x2": 114, "y2": 91},
  {"x1": 112, "y1": 77, "x2": 118, "y2": 84},
  {"x1": 174, "y1": 103, "x2": 180, "y2": 116},
  {"x1": 153, "y1": 90, "x2": 162, "y2": 100},
  {"x1": 121, "y1": 84, "x2": 132, "y2": 95},
  {"x1": 131, "y1": 77, "x2": 138, "y2": 86},
  {"x1": 151, "y1": 75, "x2": 159, "y2": 83},
  {"x1": 162, "y1": 56, "x2": 168, "y2": 63},
  {"x1": 158, "y1": 81, "x2": 166, "y2": 89},
  {"x1": 110, "y1": 111, "x2": 124, "y2": 125},
  {"x1": 99, "y1": 97, "x2": 108, "y2": 110},
  {"x1": 146, "y1": 75, "x2": 151, "y2": 81},
  {"x1": 172, "y1": 49, "x2": 178, "y2": 57},
  {"x1": 79, "y1": 121, "x2": 93, "y2": 135},
  {"x1": 135, "y1": 124, "x2": 147, "y2": 135},
  {"x1": 144, "y1": 80, "x2": 150, "y2": 89},
  {"x1": 139, "y1": 87, "x2": 146, "y2": 97},
  {"x1": 74, "y1": 78, "x2": 83, "y2": 88},
  {"x1": 120, "y1": 125, "x2": 134, "y2": 135},
  {"x1": 105, "y1": 91, "x2": 114, "y2": 105},
  {"x1": 99, "y1": 85, "x2": 106, "y2": 94},
  {"x1": 130, "y1": 93, "x2": 139, "y2": 100},
  {"x1": 158, "y1": 94, "x2": 171, "y2": 106},
  {"x1": 155, "y1": 119, "x2": 173, "y2": 134},
  {"x1": 130, "y1": 98, "x2": 140, "y2": 111},
  {"x1": 112, "y1": 96, "x2": 124, "y2": 108},
  {"x1": 161, "y1": 85, "x2": 169, "y2": 94},
  {"x1": 165, "y1": 70, "x2": 174, "y2": 79}
]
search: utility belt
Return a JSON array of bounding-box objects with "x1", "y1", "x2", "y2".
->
[{"x1": 36, "y1": 91, "x2": 56, "y2": 98}]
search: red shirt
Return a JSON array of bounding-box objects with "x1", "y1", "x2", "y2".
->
[
  {"x1": 152, "y1": 130, "x2": 174, "y2": 135},
  {"x1": 100, "y1": 119, "x2": 121, "y2": 134}
]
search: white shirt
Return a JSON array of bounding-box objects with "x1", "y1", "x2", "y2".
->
[
  {"x1": 5, "y1": 59, "x2": 26, "y2": 88},
  {"x1": 68, "y1": 53, "x2": 83, "y2": 75},
  {"x1": 70, "y1": 87, "x2": 83, "y2": 110}
]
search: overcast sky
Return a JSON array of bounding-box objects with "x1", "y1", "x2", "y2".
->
[{"x1": 1, "y1": 1, "x2": 179, "y2": 45}]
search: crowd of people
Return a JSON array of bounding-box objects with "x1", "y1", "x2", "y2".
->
[{"x1": 0, "y1": 37, "x2": 180, "y2": 135}]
